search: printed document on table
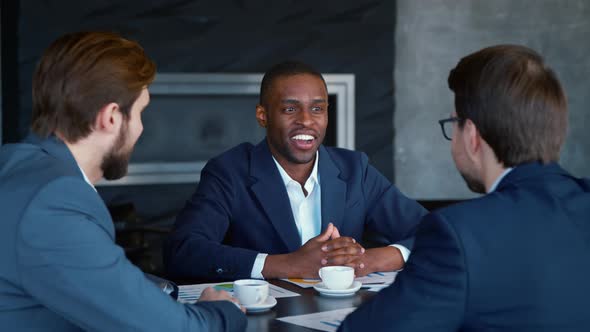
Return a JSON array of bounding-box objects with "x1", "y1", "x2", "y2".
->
[
  {"x1": 280, "y1": 277, "x2": 320, "y2": 288},
  {"x1": 282, "y1": 271, "x2": 398, "y2": 288},
  {"x1": 277, "y1": 307, "x2": 356, "y2": 332},
  {"x1": 355, "y1": 271, "x2": 398, "y2": 287},
  {"x1": 177, "y1": 282, "x2": 299, "y2": 304}
]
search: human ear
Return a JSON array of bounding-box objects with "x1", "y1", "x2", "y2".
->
[
  {"x1": 95, "y1": 102, "x2": 122, "y2": 134},
  {"x1": 464, "y1": 119, "x2": 482, "y2": 163},
  {"x1": 255, "y1": 104, "x2": 268, "y2": 128}
]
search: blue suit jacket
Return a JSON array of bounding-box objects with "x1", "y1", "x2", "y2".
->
[
  {"x1": 0, "y1": 135, "x2": 246, "y2": 331},
  {"x1": 339, "y1": 163, "x2": 590, "y2": 331},
  {"x1": 164, "y1": 139, "x2": 426, "y2": 279}
]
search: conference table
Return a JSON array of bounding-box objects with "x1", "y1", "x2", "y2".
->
[{"x1": 178, "y1": 279, "x2": 379, "y2": 332}]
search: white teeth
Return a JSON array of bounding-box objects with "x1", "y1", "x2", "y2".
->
[{"x1": 292, "y1": 134, "x2": 314, "y2": 141}]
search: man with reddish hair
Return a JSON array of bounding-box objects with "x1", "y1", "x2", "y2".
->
[{"x1": 0, "y1": 31, "x2": 246, "y2": 331}]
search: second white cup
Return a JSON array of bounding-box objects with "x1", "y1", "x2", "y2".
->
[
  {"x1": 233, "y1": 279, "x2": 269, "y2": 306},
  {"x1": 319, "y1": 266, "x2": 354, "y2": 290}
]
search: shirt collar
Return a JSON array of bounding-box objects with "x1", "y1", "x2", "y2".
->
[
  {"x1": 272, "y1": 151, "x2": 320, "y2": 187},
  {"x1": 487, "y1": 167, "x2": 513, "y2": 193},
  {"x1": 77, "y1": 164, "x2": 97, "y2": 191}
]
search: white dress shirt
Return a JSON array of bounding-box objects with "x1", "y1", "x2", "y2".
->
[
  {"x1": 273, "y1": 153, "x2": 322, "y2": 245},
  {"x1": 250, "y1": 153, "x2": 321, "y2": 279},
  {"x1": 250, "y1": 152, "x2": 411, "y2": 279}
]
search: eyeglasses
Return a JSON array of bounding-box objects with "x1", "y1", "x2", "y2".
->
[{"x1": 438, "y1": 117, "x2": 460, "y2": 141}]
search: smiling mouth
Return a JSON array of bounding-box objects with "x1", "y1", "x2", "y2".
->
[
  {"x1": 292, "y1": 134, "x2": 314, "y2": 142},
  {"x1": 290, "y1": 134, "x2": 316, "y2": 150}
]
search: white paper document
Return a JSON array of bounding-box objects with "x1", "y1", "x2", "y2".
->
[
  {"x1": 282, "y1": 270, "x2": 398, "y2": 289},
  {"x1": 177, "y1": 282, "x2": 300, "y2": 304},
  {"x1": 356, "y1": 270, "x2": 398, "y2": 290},
  {"x1": 277, "y1": 307, "x2": 356, "y2": 332}
]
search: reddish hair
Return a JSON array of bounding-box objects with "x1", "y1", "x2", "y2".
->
[{"x1": 32, "y1": 31, "x2": 156, "y2": 142}]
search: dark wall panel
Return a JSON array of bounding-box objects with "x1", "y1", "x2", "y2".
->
[{"x1": 14, "y1": 0, "x2": 396, "y2": 180}]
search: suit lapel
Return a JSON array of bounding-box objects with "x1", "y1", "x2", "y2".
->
[
  {"x1": 249, "y1": 139, "x2": 302, "y2": 252},
  {"x1": 318, "y1": 146, "x2": 347, "y2": 232}
]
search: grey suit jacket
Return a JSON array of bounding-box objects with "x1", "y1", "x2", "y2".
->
[{"x1": 0, "y1": 134, "x2": 246, "y2": 331}]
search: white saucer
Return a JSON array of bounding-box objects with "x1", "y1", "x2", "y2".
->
[
  {"x1": 313, "y1": 281, "x2": 362, "y2": 297},
  {"x1": 243, "y1": 296, "x2": 277, "y2": 313}
]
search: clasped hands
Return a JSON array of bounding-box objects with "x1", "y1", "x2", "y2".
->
[
  {"x1": 263, "y1": 223, "x2": 403, "y2": 279},
  {"x1": 195, "y1": 224, "x2": 359, "y2": 313},
  {"x1": 288, "y1": 223, "x2": 370, "y2": 278}
]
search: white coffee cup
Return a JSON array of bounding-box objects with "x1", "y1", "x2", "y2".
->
[
  {"x1": 233, "y1": 279, "x2": 269, "y2": 306},
  {"x1": 319, "y1": 266, "x2": 355, "y2": 290}
]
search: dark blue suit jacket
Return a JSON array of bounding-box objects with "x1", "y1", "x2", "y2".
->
[
  {"x1": 339, "y1": 163, "x2": 590, "y2": 331},
  {"x1": 164, "y1": 139, "x2": 426, "y2": 279},
  {"x1": 0, "y1": 135, "x2": 246, "y2": 331}
]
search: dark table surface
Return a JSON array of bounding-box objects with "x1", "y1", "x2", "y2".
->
[{"x1": 242, "y1": 279, "x2": 376, "y2": 332}]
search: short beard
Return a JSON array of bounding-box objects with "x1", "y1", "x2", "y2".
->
[
  {"x1": 101, "y1": 123, "x2": 132, "y2": 180},
  {"x1": 459, "y1": 170, "x2": 486, "y2": 194}
]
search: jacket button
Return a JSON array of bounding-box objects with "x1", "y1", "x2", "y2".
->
[{"x1": 216, "y1": 268, "x2": 223, "y2": 274}]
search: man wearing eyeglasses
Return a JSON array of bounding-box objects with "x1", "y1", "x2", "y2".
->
[{"x1": 339, "y1": 45, "x2": 590, "y2": 331}]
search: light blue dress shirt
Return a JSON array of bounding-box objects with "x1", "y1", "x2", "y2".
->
[{"x1": 250, "y1": 152, "x2": 410, "y2": 278}]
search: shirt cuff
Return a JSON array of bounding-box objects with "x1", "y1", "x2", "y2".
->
[
  {"x1": 250, "y1": 253, "x2": 268, "y2": 279},
  {"x1": 390, "y1": 244, "x2": 411, "y2": 262}
]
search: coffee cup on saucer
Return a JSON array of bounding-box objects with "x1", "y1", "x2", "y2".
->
[
  {"x1": 318, "y1": 266, "x2": 354, "y2": 290},
  {"x1": 233, "y1": 279, "x2": 269, "y2": 306}
]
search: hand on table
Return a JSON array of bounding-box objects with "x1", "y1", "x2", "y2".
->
[
  {"x1": 322, "y1": 228, "x2": 406, "y2": 277},
  {"x1": 199, "y1": 287, "x2": 245, "y2": 313},
  {"x1": 350, "y1": 246, "x2": 406, "y2": 277}
]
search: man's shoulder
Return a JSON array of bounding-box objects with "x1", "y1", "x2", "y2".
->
[
  {"x1": 431, "y1": 193, "x2": 509, "y2": 228},
  {"x1": 435, "y1": 195, "x2": 490, "y2": 214},
  {"x1": 320, "y1": 146, "x2": 367, "y2": 169},
  {"x1": 0, "y1": 142, "x2": 90, "y2": 207},
  {"x1": 0, "y1": 143, "x2": 101, "y2": 238},
  {"x1": 319, "y1": 146, "x2": 387, "y2": 184},
  {"x1": 201, "y1": 142, "x2": 259, "y2": 179},
  {"x1": 322, "y1": 146, "x2": 364, "y2": 158},
  {"x1": 1, "y1": 142, "x2": 79, "y2": 182},
  {"x1": 0, "y1": 142, "x2": 42, "y2": 169},
  {"x1": 430, "y1": 184, "x2": 558, "y2": 233},
  {"x1": 209, "y1": 142, "x2": 257, "y2": 164}
]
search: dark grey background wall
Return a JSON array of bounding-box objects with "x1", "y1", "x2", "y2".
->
[
  {"x1": 3, "y1": 0, "x2": 590, "y2": 204},
  {"x1": 2, "y1": 0, "x2": 396, "y2": 221},
  {"x1": 1, "y1": 0, "x2": 398, "y2": 274},
  {"x1": 395, "y1": 0, "x2": 590, "y2": 199},
  {"x1": 5, "y1": 0, "x2": 395, "y2": 181},
  {"x1": 4, "y1": 0, "x2": 590, "y2": 274}
]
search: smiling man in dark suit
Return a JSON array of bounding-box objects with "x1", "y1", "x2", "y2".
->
[
  {"x1": 338, "y1": 45, "x2": 590, "y2": 331},
  {"x1": 165, "y1": 61, "x2": 427, "y2": 280}
]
